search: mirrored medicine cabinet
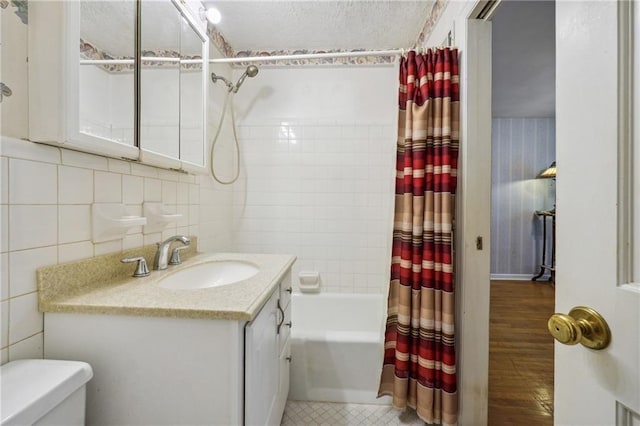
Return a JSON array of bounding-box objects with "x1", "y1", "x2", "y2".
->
[{"x1": 28, "y1": 0, "x2": 208, "y2": 173}]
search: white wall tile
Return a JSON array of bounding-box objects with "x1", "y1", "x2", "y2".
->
[
  {"x1": 108, "y1": 158, "x2": 131, "y2": 174},
  {"x1": 0, "y1": 157, "x2": 8, "y2": 204},
  {"x1": 8, "y1": 332, "x2": 43, "y2": 361},
  {"x1": 61, "y1": 150, "x2": 108, "y2": 171},
  {"x1": 143, "y1": 233, "x2": 162, "y2": 246},
  {"x1": 144, "y1": 178, "x2": 162, "y2": 202},
  {"x1": 131, "y1": 163, "x2": 159, "y2": 178},
  {"x1": 95, "y1": 171, "x2": 122, "y2": 203},
  {"x1": 123, "y1": 175, "x2": 144, "y2": 204},
  {"x1": 9, "y1": 246, "x2": 57, "y2": 297},
  {"x1": 0, "y1": 205, "x2": 6, "y2": 253},
  {"x1": 0, "y1": 139, "x2": 61, "y2": 165},
  {"x1": 9, "y1": 159, "x2": 57, "y2": 204},
  {"x1": 0, "y1": 301, "x2": 8, "y2": 348},
  {"x1": 162, "y1": 181, "x2": 177, "y2": 204},
  {"x1": 59, "y1": 205, "x2": 91, "y2": 244},
  {"x1": 9, "y1": 205, "x2": 57, "y2": 251},
  {"x1": 189, "y1": 205, "x2": 199, "y2": 225},
  {"x1": 58, "y1": 241, "x2": 94, "y2": 263},
  {"x1": 158, "y1": 169, "x2": 180, "y2": 182},
  {"x1": 177, "y1": 183, "x2": 189, "y2": 204},
  {"x1": 123, "y1": 234, "x2": 144, "y2": 250},
  {"x1": 8, "y1": 292, "x2": 42, "y2": 344},
  {"x1": 1, "y1": 349, "x2": 7, "y2": 365},
  {"x1": 0, "y1": 253, "x2": 7, "y2": 301},
  {"x1": 59, "y1": 166, "x2": 93, "y2": 204},
  {"x1": 94, "y1": 240, "x2": 122, "y2": 256}
]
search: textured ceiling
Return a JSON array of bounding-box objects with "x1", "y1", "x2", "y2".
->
[
  {"x1": 80, "y1": 1, "x2": 436, "y2": 58},
  {"x1": 80, "y1": 1, "x2": 136, "y2": 56},
  {"x1": 203, "y1": 1, "x2": 434, "y2": 52},
  {"x1": 492, "y1": 0, "x2": 555, "y2": 117}
]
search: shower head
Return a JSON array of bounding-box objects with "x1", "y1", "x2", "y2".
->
[
  {"x1": 232, "y1": 65, "x2": 259, "y2": 93},
  {"x1": 211, "y1": 72, "x2": 234, "y2": 91}
]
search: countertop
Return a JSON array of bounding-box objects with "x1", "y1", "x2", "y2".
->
[{"x1": 38, "y1": 250, "x2": 296, "y2": 321}]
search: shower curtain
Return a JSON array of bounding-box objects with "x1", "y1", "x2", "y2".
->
[{"x1": 378, "y1": 48, "x2": 459, "y2": 426}]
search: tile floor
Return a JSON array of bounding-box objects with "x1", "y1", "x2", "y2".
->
[{"x1": 281, "y1": 401, "x2": 425, "y2": 426}]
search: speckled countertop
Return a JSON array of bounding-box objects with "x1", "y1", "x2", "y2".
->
[{"x1": 38, "y1": 244, "x2": 296, "y2": 321}]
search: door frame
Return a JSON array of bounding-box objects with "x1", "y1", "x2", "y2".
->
[{"x1": 456, "y1": 2, "x2": 501, "y2": 424}]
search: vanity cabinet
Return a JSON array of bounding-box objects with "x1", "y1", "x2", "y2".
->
[
  {"x1": 245, "y1": 278, "x2": 292, "y2": 425},
  {"x1": 43, "y1": 273, "x2": 292, "y2": 426},
  {"x1": 28, "y1": 0, "x2": 208, "y2": 173}
]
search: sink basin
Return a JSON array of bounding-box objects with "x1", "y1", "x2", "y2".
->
[{"x1": 158, "y1": 261, "x2": 259, "y2": 290}]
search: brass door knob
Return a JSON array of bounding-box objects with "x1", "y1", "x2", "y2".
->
[{"x1": 548, "y1": 306, "x2": 611, "y2": 350}]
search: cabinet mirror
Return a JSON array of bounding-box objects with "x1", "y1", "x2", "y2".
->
[
  {"x1": 79, "y1": 0, "x2": 136, "y2": 148},
  {"x1": 29, "y1": 0, "x2": 207, "y2": 172},
  {"x1": 140, "y1": 0, "x2": 181, "y2": 160},
  {"x1": 179, "y1": 14, "x2": 207, "y2": 167}
]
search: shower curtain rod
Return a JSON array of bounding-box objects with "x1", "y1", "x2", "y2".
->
[{"x1": 209, "y1": 49, "x2": 405, "y2": 64}]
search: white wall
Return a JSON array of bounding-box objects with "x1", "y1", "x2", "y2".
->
[
  {"x1": 228, "y1": 66, "x2": 398, "y2": 294},
  {"x1": 491, "y1": 118, "x2": 555, "y2": 279}
]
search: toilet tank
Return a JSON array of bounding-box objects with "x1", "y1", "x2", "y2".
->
[{"x1": 1, "y1": 359, "x2": 93, "y2": 426}]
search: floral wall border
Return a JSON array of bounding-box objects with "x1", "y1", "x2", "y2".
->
[
  {"x1": 0, "y1": 0, "x2": 28, "y2": 25},
  {"x1": 206, "y1": 0, "x2": 449, "y2": 68},
  {"x1": 80, "y1": 38, "x2": 202, "y2": 74}
]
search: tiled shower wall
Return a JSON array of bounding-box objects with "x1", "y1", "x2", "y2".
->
[
  {"x1": 230, "y1": 66, "x2": 398, "y2": 294},
  {"x1": 233, "y1": 122, "x2": 396, "y2": 294}
]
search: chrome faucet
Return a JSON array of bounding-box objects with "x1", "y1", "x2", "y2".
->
[{"x1": 154, "y1": 235, "x2": 190, "y2": 270}]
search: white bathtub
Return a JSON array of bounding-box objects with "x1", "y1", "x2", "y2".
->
[{"x1": 289, "y1": 293, "x2": 391, "y2": 404}]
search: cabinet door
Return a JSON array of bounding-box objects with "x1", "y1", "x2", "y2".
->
[
  {"x1": 139, "y1": 0, "x2": 181, "y2": 166},
  {"x1": 245, "y1": 291, "x2": 279, "y2": 426},
  {"x1": 28, "y1": 0, "x2": 139, "y2": 160}
]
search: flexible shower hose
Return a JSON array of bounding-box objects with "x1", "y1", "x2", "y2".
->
[{"x1": 209, "y1": 89, "x2": 240, "y2": 185}]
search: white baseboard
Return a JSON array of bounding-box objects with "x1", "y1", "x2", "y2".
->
[{"x1": 490, "y1": 273, "x2": 537, "y2": 281}]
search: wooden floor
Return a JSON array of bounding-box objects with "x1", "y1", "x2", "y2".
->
[{"x1": 488, "y1": 280, "x2": 555, "y2": 426}]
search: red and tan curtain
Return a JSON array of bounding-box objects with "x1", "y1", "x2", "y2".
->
[{"x1": 378, "y1": 48, "x2": 460, "y2": 426}]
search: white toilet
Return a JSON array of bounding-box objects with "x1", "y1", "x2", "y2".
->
[{"x1": 1, "y1": 359, "x2": 93, "y2": 426}]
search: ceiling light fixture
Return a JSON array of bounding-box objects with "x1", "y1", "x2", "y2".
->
[{"x1": 202, "y1": 7, "x2": 221, "y2": 24}]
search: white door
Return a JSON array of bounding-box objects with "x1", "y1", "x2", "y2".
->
[{"x1": 555, "y1": 1, "x2": 640, "y2": 424}]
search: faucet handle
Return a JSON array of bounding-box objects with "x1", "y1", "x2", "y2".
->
[
  {"x1": 121, "y1": 256, "x2": 150, "y2": 277},
  {"x1": 169, "y1": 246, "x2": 189, "y2": 265}
]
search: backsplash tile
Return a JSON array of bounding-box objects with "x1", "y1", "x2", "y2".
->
[
  {"x1": 9, "y1": 159, "x2": 57, "y2": 204},
  {"x1": 0, "y1": 136, "x2": 210, "y2": 364},
  {"x1": 58, "y1": 166, "x2": 94, "y2": 204},
  {"x1": 58, "y1": 205, "x2": 91, "y2": 244},
  {"x1": 0, "y1": 157, "x2": 8, "y2": 204},
  {"x1": 9, "y1": 205, "x2": 57, "y2": 250},
  {"x1": 8, "y1": 332, "x2": 44, "y2": 361},
  {"x1": 95, "y1": 171, "x2": 123, "y2": 203},
  {"x1": 0, "y1": 253, "x2": 8, "y2": 301},
  {"x1": 0, "y1": 301, "x2": 8, "y2": 348},
  {"x1": 8, "y1": 292, "x2": 42, "y2": 345},
  {"x1": 9, "y1": 246, "x2": 57, "y2": 297}
]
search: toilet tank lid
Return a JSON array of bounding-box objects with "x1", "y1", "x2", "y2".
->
[{"x1": 1, "y1": 359, "x2": 93, "y2": 426}]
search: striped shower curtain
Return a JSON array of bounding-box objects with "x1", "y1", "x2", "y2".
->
[{"x1": 378, "y1": 48, "x2": 460, "y2": 426}]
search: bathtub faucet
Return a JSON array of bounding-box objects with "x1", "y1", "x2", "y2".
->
[{"x1": 154, "y1": 235, "x2": 190, "y2": 270}]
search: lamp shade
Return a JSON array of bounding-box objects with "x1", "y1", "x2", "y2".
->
[{"x1": 537, "y1": 161, "x2": 556, "y2": 179}]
